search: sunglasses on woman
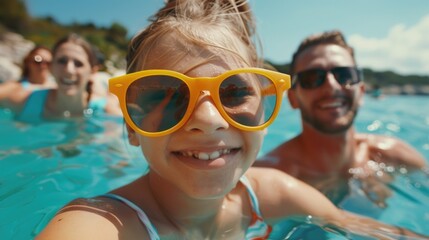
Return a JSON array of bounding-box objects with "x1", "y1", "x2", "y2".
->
[
  {"x1": 110, "y1": 68, "x2": 291, "y2": 137},
  {"x1": 292, "y1": 67, "x2": 362, "y2": 89},
  {"x1": 32, "y1": 55, "x2": 51, "y2": 66}
]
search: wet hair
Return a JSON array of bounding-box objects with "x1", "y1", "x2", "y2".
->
[
  {"x1": 21, "y1": 45, "x2": 52, "y2": 79},
  {"x1": 126, "y1": 0, "x2": 260, "y2": 73},
  {"x1": 52, "y1": 33, "x2": 98, "y2": 104},
  {"x1": 290, "y1": 30, "x2": 356, "y2": 74}
]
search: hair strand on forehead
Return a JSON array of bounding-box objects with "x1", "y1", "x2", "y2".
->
[
  {"x1": 126, "y1": 0, "x2": 262, "y2": 73},
  {"x1": 290, "y1": 30, "x2": 355, "y2": 74}
]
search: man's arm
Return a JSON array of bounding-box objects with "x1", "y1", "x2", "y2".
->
[
  {"x1": 249, "y1": 167, "x2": 428, "y2": 239},
  {"x1": 368, "y1": 134, "x2": 427, "y2": 169}
]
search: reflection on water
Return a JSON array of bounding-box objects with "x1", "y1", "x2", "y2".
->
[
  {"x1": 0, "y1": 95, "x2": 428, "y2": 239},
  {"x1": 272, "y1": 215, "x2": 416, "y2": 240},
  {"x1": 0, "y1": 109, "x2": 146, "y2": 239}
]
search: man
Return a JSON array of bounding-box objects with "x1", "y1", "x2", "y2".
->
[{"x1": 256, "y1": 30, "x2": 426, "y2": 206}]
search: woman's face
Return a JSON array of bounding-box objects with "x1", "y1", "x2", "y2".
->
[
  {"x1": 27, "y1": 48, "x2": 52, "y2": 83},
  {"x1": 51, "y1": 42, "x2": 94, "y2": 96},
  {"x1": 127, "y1": 43, "x2": 264, "y2": 199}
]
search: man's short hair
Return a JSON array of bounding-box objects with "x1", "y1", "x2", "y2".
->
[{"x1": 290, "y1": 30, "x2": 355, "y2": 74}]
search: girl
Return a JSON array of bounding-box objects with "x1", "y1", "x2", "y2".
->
[{"x1": 36, "y1": 0, "x2": 427, "y2": 239}]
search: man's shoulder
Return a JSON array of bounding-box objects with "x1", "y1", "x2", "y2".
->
[
  {"x1": 267, "y1": 136, "x2": 303, "y2": 155},
  {"x1": 255, "y1": 138, "x2": 303, "y2": 173},
  {"x1": 362, "y1": 133, "x2": 426, "y2": 168}
]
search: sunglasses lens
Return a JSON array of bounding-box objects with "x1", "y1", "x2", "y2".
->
[
  {"x1": 126, "y1": 75, "x2": 190, "y2": 133},
  {"x1": 296, "y1": 67, "x2": 360, "y2": 89},
  {"x1": 296, "y1": 70, "x2": 325, "y2": 89},
  {"x1": 332, "y1": 67, "x2": 360, "y2": 85},
  {"x1": 219, "y1": 73, "x2": 276, "y2": 127}
]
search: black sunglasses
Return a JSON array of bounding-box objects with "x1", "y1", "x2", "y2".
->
[{"x1": 292, "y1": 67, "x2": 362, "y2": 89}]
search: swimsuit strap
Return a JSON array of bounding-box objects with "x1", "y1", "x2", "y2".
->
[
  {"x1": 16, "y1": 89, "x2": 49, "y2": 122},
  {"x1": 88, "y1": 97, "x2": 107, "y2": 114},
  {"x1": 17, "y1": 90, "x2": 107, "y2": 122},
  {"x1": 101, "y1": 193, "x2": 160, "y2": 240},
  {"x1": 240, "y1": 175, "x2": 273, "y2": 240}
]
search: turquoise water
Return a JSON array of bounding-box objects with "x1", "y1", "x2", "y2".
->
[{"x1": 0, "y1": 95, "x2": 428, "y2": 239}]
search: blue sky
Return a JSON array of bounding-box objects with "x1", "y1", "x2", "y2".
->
[{"x1": 26, "y1": 0, "x2": 429, "y2": 75}]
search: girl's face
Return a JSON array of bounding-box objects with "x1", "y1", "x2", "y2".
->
[
  {"x1": 127, "y1": 46, "x2": 264, "y2": 199},
  {"x1": 51, "y1": 42, "x2": 94, "y2": 96}
]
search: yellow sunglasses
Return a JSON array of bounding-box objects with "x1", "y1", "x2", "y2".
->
[{"x1": 109, "y1": 68, "x2": 290, "y2": 137}]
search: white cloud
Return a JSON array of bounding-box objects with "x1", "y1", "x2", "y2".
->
[{"x1": 349, "y1": 15, "x2": 429, "y2": 76}]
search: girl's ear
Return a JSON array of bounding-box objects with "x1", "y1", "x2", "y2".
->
[
  {"x1": 287, "y1": 89, "x2": 299, "y2": 109},
  {"x1": 126, "y1": 124, "x2": 140, "y2": 146}
]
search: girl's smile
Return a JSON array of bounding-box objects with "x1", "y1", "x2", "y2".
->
[{"x1": 172, "y1": 146, "x2": 242, "y2": 169}]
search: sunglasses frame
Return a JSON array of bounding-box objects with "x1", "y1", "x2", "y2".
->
[
  {"x1": 110, "y1": 68, "x2": 291, "y2": 137},
  {"x1": 292, "y1": 67, "x2": 362, "y2": 89}
]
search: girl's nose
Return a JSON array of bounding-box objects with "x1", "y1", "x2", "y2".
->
[{"x1": 183, "y1": 91, "x2": 229, "y2": 134}]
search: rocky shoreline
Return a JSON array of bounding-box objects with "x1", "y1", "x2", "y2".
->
[
  {"x1": 365, "y1": 84, "x2": 429, "y2": 96},
  {"x1": 0, "y1": 32, "x2": 34, "y2": 82}
]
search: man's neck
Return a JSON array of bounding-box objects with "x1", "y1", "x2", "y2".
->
[{"x1": 297, "y1": 124, "x2": 358, "y2": 175}]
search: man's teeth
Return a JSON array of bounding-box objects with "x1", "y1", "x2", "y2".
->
[
  {"x1": 321, "y1": 101, "x2": 342, "y2": 108},
  {"x1": 181, "y1": 149, "x2": 231, "y2": 160}
]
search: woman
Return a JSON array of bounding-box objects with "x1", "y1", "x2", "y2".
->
[
  {"x1": 19, "y1": 45, "x2": 56, "y2": 90},
  {"x1": 0, "y1": 46, "x2": 56, "y2": 110}
]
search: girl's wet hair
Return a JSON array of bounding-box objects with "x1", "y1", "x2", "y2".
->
[
  {"x1": 290, "y1": 30, "x2": 356, "y2": 74},
  {"x1": 126, "y1": 0, "x2": 260, "y2": 73}
]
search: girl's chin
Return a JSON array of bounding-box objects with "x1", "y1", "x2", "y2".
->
[{"x1": 183, "y1": 182, "x2": 234, "y2": 199}]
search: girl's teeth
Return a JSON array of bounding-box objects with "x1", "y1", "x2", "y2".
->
[
  {"x1": 62, "y1": 79, "x2": 75, "y2": 85},
  {"x1": 182, "y1": 149, "x2": 231, "y2": 161},
  {"x1": 196, "y1": 152, "x2": 210, "y2": 160},
  {"x1": 195, "y1": 151, "x2": 220, "y2": 160}
]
